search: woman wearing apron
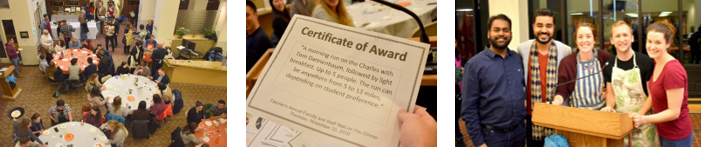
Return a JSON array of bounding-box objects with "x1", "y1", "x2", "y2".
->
[
  {"x1": 629, "y1": 21, "x2": 693, "y2": 147},
  {"x1": 553, "y1": 23, "x2": 611, "y2": 110},
  {"x1": 602, "y1": 21, "x2": 657, "y2": 147}
]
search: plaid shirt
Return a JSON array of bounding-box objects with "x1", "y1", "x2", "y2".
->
[
  {"x1": 48, "y1": 105, "x2": 72, "y2": 120},
  {"x1": 60, "y1": 25, "x2": 75, "y2": 36}
]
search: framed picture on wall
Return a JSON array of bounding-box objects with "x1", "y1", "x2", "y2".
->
[
  {"x1": 19, "y1": 31, "x2": 29, "y2": 38},
  {"x1": 50, "y1": 1, "x2": 64, "y2": 6},
  {"x1": 65, "y1": 0, "x2": 79, "y2": 6}
]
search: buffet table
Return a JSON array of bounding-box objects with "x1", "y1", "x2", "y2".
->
[{"x1": 162, "y1": 55, "x2": 227, "y2": 87}]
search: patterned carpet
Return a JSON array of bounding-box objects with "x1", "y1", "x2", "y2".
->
[{"x1": 0, "y1": 23, "x2": 228, "y2": 147}]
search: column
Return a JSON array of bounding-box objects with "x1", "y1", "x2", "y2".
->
[
  {"x1": 8, "y1": 0, "x2": 39, "y2": 65},
  {"x1": 138, "y1": 0, "x2": 156, "y2": 27},
  {"x1": 153, "y1": 0, "x2": 179, "y2": 46},
  {"x1": 488, "y1": 0, "x2": 529, "y2": 51}
]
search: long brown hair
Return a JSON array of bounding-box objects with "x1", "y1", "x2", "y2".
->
[
  {"x1": 646, "y1": 20, "x2": 677, "y2": 44},
  {"x1": 46, "y1": 62, "x2": 57, "y2": 78},
  {"x1": 112, "y1": 96, "x2": 122, "y2": 111},
  {"x1": 314, "y1": 0, "x2": 354, "y2": 27},
  {"x1": 20, "y1": 118, "x2": 31, "y2": 132},
  {"x1": 85, "y1": 73, "x2": 99, "y2": 87}
]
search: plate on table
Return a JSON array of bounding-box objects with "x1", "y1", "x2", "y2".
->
[
  {"x1": 203, "y1": 136, "x2": 210, "y2": 142},
  {"x1": 100, "y1": 136, "x2": 107, "y2": 141},
  {"x1": 7, "y1": 107, "x2": 24, "y2": 119},
  {"x1": 205, "y1": 121, "x2": 212, "y2": 126},
  {"x1": 60, "y1": 124, "x2": 67, "y2": 129},
  {"x1": 62, "y1": 59, "x2": 68, "y2": 62},
  {"x1": 43, "y1": 130, "x2": 50, "y2": 135},
  {"x1": 218, "y1": 118, "x2": 226, "y2": 124}
]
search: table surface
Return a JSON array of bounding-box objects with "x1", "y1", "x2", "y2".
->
[
  {"x1": 52, "y1": 49, "x2": 100, "y2": 74},
  {"x1": 346, "y1": 0, "x2": 437, "y2": 38},
  {"x1": 101, "y1": 75, "x2": 160, "y2": 111},
  {"x1": 50, "y1": 21, "x2": 98, "y2": 40},
  {"x1": 195, "y1": 117, "x2": 227, "y2": 147},
  {"x1": 38, "y1": 121, "x2": 111, "y2": 147}
]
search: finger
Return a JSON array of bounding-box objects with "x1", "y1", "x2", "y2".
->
[
  {"x1": 397, "y1": 108, "x2": 410, "y2": 123},
  {"x1": 412, "y1": 105, "x2": 431, "y2": 117}
]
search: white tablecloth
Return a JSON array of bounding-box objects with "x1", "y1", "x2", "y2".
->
[
  {"x1": 50, "y1": 21, "x2": 98, "y2": 40},
  {"x1": 38, "y1": 122, "x2": 111, "y2": 147},
  {"x1": 101, "y1": 75, "x2": 160, "y2": 111},
  {"x1": 346, "y1": 0, "x2": 437, "y2": 38},
  {"x1": 52, "y1": 14, "x2": 80, "y2": 22}
]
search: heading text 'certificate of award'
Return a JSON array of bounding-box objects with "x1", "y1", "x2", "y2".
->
[{"x1": 246, "y1": 15, "x2": 430, "y2": 146}]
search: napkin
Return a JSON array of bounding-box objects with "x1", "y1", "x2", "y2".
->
[
  {"x1": 55, "y1": 143, "x2": 63, "y2": 147},
  {"x1": 203, "y1": 136, "x2": 210, "y2": 142},
  {"x1": 90, "y1": 127, "x2": 97, "y2": 132}
]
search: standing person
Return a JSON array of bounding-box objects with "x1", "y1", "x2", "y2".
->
[
  {"x1": 150, "y1": 42, "x2": 168, "y2": 75},
  {"x1": 628, "y1": 21, "x2": 693, "y2": 147},
  {"x1": 135, "y1": 24, "x2": 149, "y2": 44},
  {"x1": 553, "y1": 23, "x2": 612, "y2": 110},
  {"x1": 107, "y1": 5, "x2": 115, "y2": 18},
  {"x1": 516, "y1": 8, "x2": 572, "y2": 146},
  {"x1": 104, "y1": 21, "x2": 115, "y2": 52},
  {"x1": 145, "y1": 20, "x2": 154, "y2": 35},
  {"x1": 79, "y1": 10, "x2": 89, "y2": 42},
  {"x1": 40, "y1": 14, "x2": 52, "y2": 37},
  {"x1": 111, "y1": 16, "x2": 120, "y2": 40},
  {"x1": 95, "y1": 1, "x2": 107, "y2": 33},
  {"x1": 290, "y1": 0, "x2": 316, "y2": 17},
  {"x1": 60, "y1": 20, "x2": 76, "y2": 44},
  {"x1": 123, "y1": 24, "x2": 133, "y2": 54},
  {"x1": 12, "y1": 118, "x2": 45, "y2": 146},
  {"x1": 270, "y1": 0, "x2": 291, "y2": 46},
  {"x1": 6, "y1": 38, "x2": 22, "y2": 78},
  {"x1": 246, "y1": 1, "x2": 273, "y2": 72},
  {"x1": 312, "y1": 0, "x2": 354, "y2": 27},
  {"x1": 602, "y1": 21, "x2": 656, "y2": 147},
  {"x1": 84, "y1": 3, "x2": 93, "y2": 22},
  {"x1": 48, "y1": 100, "x2": 73, "y2": 125},
  {"x1": 462, "y1": 14, "x2": 526, "y2": 147},
  {"x1": 128, "y1": 42, "x2": 143, "y2": 72},
  {"x1": 688, "y1": 27, "x2": 700, "y2": 64}
]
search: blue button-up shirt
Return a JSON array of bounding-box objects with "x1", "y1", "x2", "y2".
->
[{"x1": 461, "y1": 46, "x2": 526, "y2": 146}]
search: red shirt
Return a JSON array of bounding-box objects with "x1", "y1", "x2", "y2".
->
[
  {"x1": 526, "y1": 52, "x2": 549, "y2": 115},
  {"x1": 649, "y1": 60, "x2": 692, "y2": 140}
]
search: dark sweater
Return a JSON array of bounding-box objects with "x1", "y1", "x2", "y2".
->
[{"x1": 555, "y1": 49, "x2": 612, "y2": 99}]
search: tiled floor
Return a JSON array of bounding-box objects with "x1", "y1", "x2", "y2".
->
[
  {"x1": 0, "y1": 23, "x2": 227, "y2": 147},
  {"x1": 457, "y1": 114, "x2": 701, "y2": 147}
]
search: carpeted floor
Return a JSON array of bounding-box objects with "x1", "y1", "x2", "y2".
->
[{"x1": 0, "y1": 23, "x2": 227, "y2": 147}]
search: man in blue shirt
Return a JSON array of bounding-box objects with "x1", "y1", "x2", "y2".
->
[
  {"x1": 461, "y1": 14, "x2": 526, "y2": 147},
  {"x1": 246, "y1": 0, "x2": 273, "y2": 73}
]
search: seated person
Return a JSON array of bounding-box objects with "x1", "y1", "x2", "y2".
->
[
  {"x1": 115, "y1": 61, "x2": 130, "y2": 75},
  {"x1": 81, "y1": 106, "x2": 103, "y2": 127},
  {"x1": 80, "y1": 57, "x2": 97, "y2": 80},
  {"x1": 208, "y1": 100, "x2": 227, "y2": 117},
  {"x1": 108, "y1": 97, "x2": 129, "y2": 119},
  {"x1": 63, "y1": 58, "x2": 81, "y2": 92},
  {"x1": 187, "y1": 101, "x2": 205, "y2": 125},
  {"x1": 150, "y1": 94, "x2": 166, "y2": 116},
  {"x1": 29, "y1": 113, "x2": 45, "y2": 137},
  {"x1": 87, "y1": 87, "x2": 108, "y2": 115},
  {"x1": 39, "y1": 54, "x2": 48, "y2": 73},
  {"x1": 15, "y1": 137, "x2": 45, "y2": 147},
  {"x1": 82, "y1": 40, "x2": 93, "y2": 51},
  {"x1": 13, "y1": 118, "x2": 44, "y2": 146},
  {"x1": 133, "y1": 62, "x2": 150, "y2": 77},
  {"x1": 157, "y1": 83, "x2": 173, "y2": 104},
  {"x1": 84, "y1": 73, "x2": 105, "y2": 92},
  {"x1": 130, "y1": 101, "x2": 151, "y2": 122},
  {"x1": 149, "y1": 68, "x2": 169, "y2": 85},
  {"x1": 48, "y1": 100, "x2": 73, "y2": 125},
  {"x1": 181, "y1": 122, "x2": 205, "y2": 147}
]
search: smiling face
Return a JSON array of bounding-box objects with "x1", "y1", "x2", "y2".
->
[
  {"x1": 324, "y1": 0, "x2": 339, "y2": 8},
  {"x1": 488, "y1": 19, "x2": 512, "y2": 50},
  {"x1": 246, "y1": 5, "x2": 259, "y2": 33},
  {"x1": 610, "y1": 24, "x2": 634, "y2": 53},
  {"x1": 576, "y1": 26, "x2": 596, "y2": 53},
  {"x1": 533, "y1": 16, "x2": 554, "y2": 44},
  {"x1": 646, "y1": 31, "x2": 671, "y2": 59},
  {"x1": 272, "y1": 0, "x2": 285, "y2": 12}
]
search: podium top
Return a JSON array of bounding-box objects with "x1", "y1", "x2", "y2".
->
[
  {"x1": 0, "y1": 66, "x2": 15, "y2": 78},
  {"x1": 531, "y1": 103, "x2": 634, "y2": 139}
]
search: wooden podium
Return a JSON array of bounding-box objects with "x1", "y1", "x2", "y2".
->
[
  {"x1": 532, "y1": 103, "x2": 634, "y2": 147},
  {"x1": 0, "y1": 65, "x2": 21, "y2": 100}
]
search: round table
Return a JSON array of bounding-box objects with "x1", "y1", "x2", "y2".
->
[
  {"x1": 346, "y1": 0, "x2": 437, "y2": 38},
  {"x1": 101, "y1": 75, "x2": 160, "y2": 111},
  {"x1": 195, "y1": 117, "x2": 227, "y2": 147},
  {"x1": 52, "y1": 49, "x2": 100, "y2": 74},
  {"x1": 37, "y1": 121, "x2": 111, "y2": 147}
]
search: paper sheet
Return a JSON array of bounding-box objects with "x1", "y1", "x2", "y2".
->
[{"x1": 246, "y1": 15, "x2": 430, "y2": 146}]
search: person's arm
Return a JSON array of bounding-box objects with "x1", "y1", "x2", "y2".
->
[
  {"x1": 29, "y1": 130, "x2": 44, "y2": 144},
  {"x1": 67, "y1": 107, "x2": 73, "y2": 121},
  {"x1": 553, "y1": 59, "x2": 574, "y2": 106},
  {"x1": 48, "y1": 108, "x2": 57, "y2": 122},
  {"x1": 461, "y1": 61, "x2": 487, "y2": 147}
]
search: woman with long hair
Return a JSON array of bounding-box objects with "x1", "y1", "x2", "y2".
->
[
  {"x1": 553, "y1": 22, "x2": 612, "y2": 110},
  {"x1": 85, "y1": 73, "x2": 104, "y2": 91},
  {"x1": 181, "y1": 122, "x2": 205, "y2": 147},
  {"x1": 123, "y1": 24, "x2": 133, "y2": 54},
  {"x1": 55, "y1": 40, "x2": 66, "y2": 53},
  {"x1": 87, "y1": 86, "x2": 108, "y2": 115},
  {"x1": 12, "y1": 118, "x2": 44, "y2": 146},
  {"x1": 115, "y1": 61, "x2": 130, "y2": 75},
  {"x1": 29, "y1": 113, "x2": 45, "y2": 137},
  {"x1": 629, "y1": 21, "x2": 693, "y2": 147},
  {"x1": 270, "y1": 0, "x2": 291, "y2": 46},
  {"x1": 81, "y1": 106, "x2": 103, "y2": 127},
  {"x1": 312, "y1": 0, "x2": 354, "y2": 27},
  {"x1": 46, "y1": 62, "x2": 57, "y2": 79},
  {"x1": 131, "y1": 101, "x2": 151, "y2": 121},
  {"x1": 128, "y1": 42, "x2": 143, "y2": 73},
  {"x1": 109, "y1": 96, "x2": 129, "y2": 118},
  {"x1": 101, "y1": 120, "x2": 128, "y2": 147}
]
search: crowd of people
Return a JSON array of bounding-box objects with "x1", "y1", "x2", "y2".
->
[
  {"x1": 10, "y1": 0, "x2": 228, "y2": 147},
  {"x1": 460, "y1": 8, "x2": 693, "y2": 147}
]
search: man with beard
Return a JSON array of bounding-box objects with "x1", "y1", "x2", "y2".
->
[
  {"x1": 601, "y1": 21, "x2": 656, "y2": 147},
  {"x1": 462, "y1": 14, "x2": 526, "y2": 147},
  {"x1": 516, "y1": 8, "x2": 572, "y2": 146}
]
